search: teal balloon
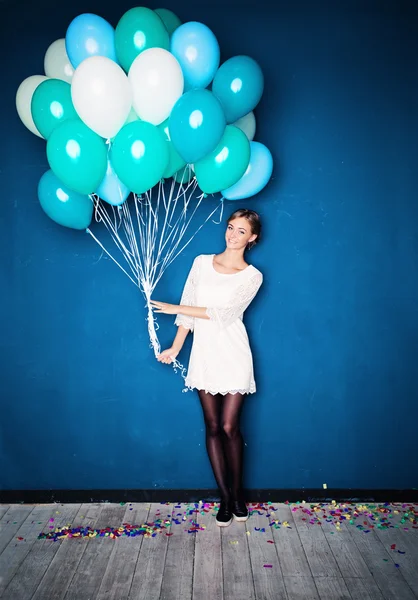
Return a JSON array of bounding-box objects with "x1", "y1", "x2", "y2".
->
[
  {"x1": 38, "y1": 169, "x2": 93, "y2": 230},
  {"x1": 154, "y1": 8, "x2": 182, "y2": 36},
  {"x1": 46, "y1": 118, "x2": 107, "y2": 194},
  {"x1": 173, "y1": 165, "x2": 194, "y2": 184},
  {"x1": 110, "y1": 121, "x2": 169, "y2": 194},
  {"x1": 31, "y1": 79, "x2": 77, "y2": 139},
  {"x1": 195, "y1": 125, "x2": 250, "y2": 194},
  {"x1": 115, "y1": 7, "x2": 170, "y2": 72},
  {"x1": 212, "y1": 56, "x2": 264, "y2": 123},
  {"x1": 158, "y1": 119, "x2": 186, "y2": 178},
  {"x1": 169, "y1": 89, "x2": 226, "y2": 164}
]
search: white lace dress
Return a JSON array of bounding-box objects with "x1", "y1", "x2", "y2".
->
[{"x1": 174, "y1": 254, "x2": 263, "y2": 395}]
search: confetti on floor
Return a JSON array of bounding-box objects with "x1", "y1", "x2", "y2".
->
[{"x1": 35, "y1": 500, "x2": 418, "y2": 541}]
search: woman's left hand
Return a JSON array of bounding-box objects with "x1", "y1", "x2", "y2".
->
[{"x1": 150, "y1": 300, "x2": 179, "y2": 315}]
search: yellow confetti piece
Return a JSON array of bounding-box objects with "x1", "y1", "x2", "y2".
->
[
  {"x1": 323, "y1": 483, "x2": 327, "y2": 489},
  {"x1": 246, "y1": 531, "x2": 251, "y2": 535},
  {"x1": 230, "y1": 541, "x2": 238, "y2": 544}
]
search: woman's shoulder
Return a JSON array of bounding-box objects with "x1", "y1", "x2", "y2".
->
[
  {"x1": 189, "y1": 254, "x2": 212, "y2": 271},
  {"x1": 193, "y1": 253, "x2": 213, "y2": 264},
  {"x1": 248, "y1": 264, "x2": 263, "y2": 282}
]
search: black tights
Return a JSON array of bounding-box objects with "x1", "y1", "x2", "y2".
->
[{"x1": 198, "y1": 390, "x2": 246, "y2": 502}]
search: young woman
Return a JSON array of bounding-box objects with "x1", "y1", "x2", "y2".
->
[{"x1": 150, "y1": 209, "x2": 263, "y2": 527}]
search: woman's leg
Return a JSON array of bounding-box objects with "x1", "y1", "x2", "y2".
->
[
  {"x1": 221, "y1": 392, "x2": 246, "y2": 501},
  {"x1": 198, "y1": 390, "x2": 231, "y2": 502}
]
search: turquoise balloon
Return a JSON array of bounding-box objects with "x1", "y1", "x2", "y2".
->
[
  {"x1": 115, "y1": 7, "x2": 169, "y2": 72},
  {"x1": 173, "y1": 165, "x2": 194, "y2": 184},
  {"x1": 158, "y1": 119, "x2": 186, "y2": 178},
  {"x1": 47, "y1": 118, "x2": 108, "y2": 195},
  {"x1": 38, "y1": 170, "x2": 93, "y2": 230},
  {"x1": 31, "y1": 79, "x2": 78, "y2": 139},
  {"x1": 222, "y1": 141, "x2": 273, "y2": 200},
  {"x1": 195, "y1": 125, "x2": 250, "y2": 194},
  {"x1": 212, "y1": 56, "x2": 264, "y2": 123},
  {"x1": 110, "y1": 121, "x2": 169, "y2": 194},
  {"x1": 169, "y1": 89, "x2": 226, "y2": 164},
  {"x1": 154, "y1": 8, "x2": 182, "y2": 36}
]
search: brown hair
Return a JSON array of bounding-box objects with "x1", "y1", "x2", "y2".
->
[{"x1": 227, "y1": 209, "x2": 262, "y2": 250}]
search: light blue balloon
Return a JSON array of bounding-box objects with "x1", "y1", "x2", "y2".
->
[
  {"x1": 170, "y1": 21, "x2": 220, "y2": 90},
  {"x1": 66, "y1": 13, "x2": 118, "y2": 69},
  {"x1": 96, "y1": 159, "x2": 130, "y2": 206},
  {"x1": 38, "y1": 170, "x2": 93, "y2": 230},
  {"x1": 222, "y1": 142, "x2": 273, "y2": 200},
  {"x1": 212, "y1": 55, "x2": 264, "y2": 123},
  {"x1": 169, "y1": 89, "x2": 226, "y2": 164}
]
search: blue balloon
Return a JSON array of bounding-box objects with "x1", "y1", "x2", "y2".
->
[
  {"x1": 222, "y1": 142, "x2": 273, "y2": 200},
  {"x1": 96, "y1": 159, "x2": 130, "y2": 206},
  {"x1": 169, "y1": 89, "x2": 226, "y2": 164},
  {"x1": 170, "y1": 21, "x2": 220, "y2": 91},
  {"x1": 212, "y1": 56, "x2": 264, "y2": 123},
  {"x1": 66, "y1": 13, "x2": 118, "y2": 69},
  {"x1": 38, "y1": 170, "x2": 93, "y2": 230}
]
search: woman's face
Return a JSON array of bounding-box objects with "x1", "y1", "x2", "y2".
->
[{"x1": 225, "y1": 217, "x2": 257, "y2": 251}]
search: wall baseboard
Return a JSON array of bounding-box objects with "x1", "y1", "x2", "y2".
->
[{"x1": 1, "y1": 489, "x2": 417, "y2": 504}]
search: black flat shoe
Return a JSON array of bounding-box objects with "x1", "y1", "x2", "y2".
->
[
  {"x1": 216, "y1": 500, "x2": 233, "y2": 527},
  {"x1": 232, "y1": 499, "x2": 249, "y2": 522}
]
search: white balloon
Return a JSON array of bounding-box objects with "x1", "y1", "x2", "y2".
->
[
  {"x1": 16, "y1": 75, "x2": 49, "y2": 138},
  {"x1": 233, "y1": 111, "x2": 256, "y2": 141},
  {"x1": 129, "y1": 48, "x2": 184, "y2": 126},
  {"x1": 71, "y1": 56, "x2": 132, "y2": 139},
  {"x1": 44, "y1": 39, "x2": 74, "y2": 83}
]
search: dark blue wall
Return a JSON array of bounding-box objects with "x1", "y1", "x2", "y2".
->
[{"x1": 1, "y1": 0, "x2": 418, "y2": 491}]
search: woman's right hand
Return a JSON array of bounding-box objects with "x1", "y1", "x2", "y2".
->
[{"x1": 157, "y1": 347, "x2": 180, "y2": 364}]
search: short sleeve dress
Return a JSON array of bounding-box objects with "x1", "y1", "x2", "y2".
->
[{"x1": 174, "y1": 254, "x2": 263, "y2": 395}]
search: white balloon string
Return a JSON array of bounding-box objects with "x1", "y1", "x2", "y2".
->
[
  {"x1": 213, "y1": 197, "x2": 225, "y2": 224},
  {"x1": 86, "y1": 228, "x2": 139, "y2": 287},
  {"x1": 92, "y1": 198, "x2": 139, "y2": 277}
]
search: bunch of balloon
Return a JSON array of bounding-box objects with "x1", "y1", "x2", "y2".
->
[{"x1": 15, "y1": 8, "x2": 274, "y2": 366}]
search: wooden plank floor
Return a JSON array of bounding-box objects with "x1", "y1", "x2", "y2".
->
[{"x1": 0, "y1": 501, "x2": 417, "y2": 600}]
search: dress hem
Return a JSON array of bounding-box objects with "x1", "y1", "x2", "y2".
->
[{"x1": 185, "y1": 381, "x2": 256, "y2": 396}]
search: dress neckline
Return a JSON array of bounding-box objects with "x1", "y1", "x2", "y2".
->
[{"x1": 210, "y1": 254, "x2": 252, "y2": 276}]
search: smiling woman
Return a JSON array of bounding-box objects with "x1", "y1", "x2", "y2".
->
[{"x1": 152, "y1": 209, "x2": 263, "y2": 527}]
